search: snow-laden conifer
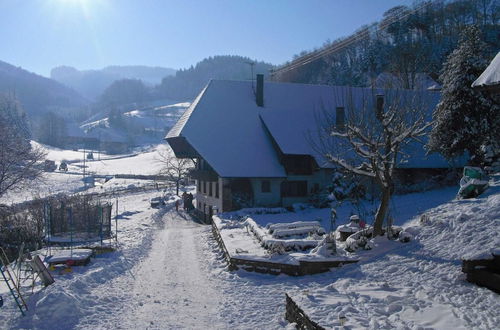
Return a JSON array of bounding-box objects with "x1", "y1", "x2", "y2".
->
[{"x1": 428, "y1": 25, "x2": 499, "y2": 165}]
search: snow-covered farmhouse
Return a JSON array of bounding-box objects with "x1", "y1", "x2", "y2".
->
[
  {"x1": 166, "y1": 76, "x2": 452, "y2": 220},
  {"x1": 472, "y1": 51, "x2": 500, "y2": 94}
]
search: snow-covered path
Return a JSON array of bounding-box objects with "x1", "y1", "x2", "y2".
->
[{"x1": 118, "y1": 211, "x2": 224, "y2": 329}]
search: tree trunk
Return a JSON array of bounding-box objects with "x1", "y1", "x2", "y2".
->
[
  {"x1": 176, "y1": 182, "x2": 180, "y2": 196},
  {"x1": 373, "y1": 186, "x2": 391, "y2": 236}
]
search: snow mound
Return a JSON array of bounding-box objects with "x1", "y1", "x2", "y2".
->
[{"x1": 407, "y1": 179, "x2": 500, "y2": 260}]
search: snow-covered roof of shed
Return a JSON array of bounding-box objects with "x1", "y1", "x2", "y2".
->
[{"x1": 472, "y1": 52, "x2": 500, "y2": 88}]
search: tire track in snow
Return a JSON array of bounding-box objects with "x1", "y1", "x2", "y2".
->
[{"x1": 117, "y1": 210, "x2": 224, "y2": 329}]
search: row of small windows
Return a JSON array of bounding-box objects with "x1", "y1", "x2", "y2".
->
[
  {"x1": 261, "y1": 180, "x2": 310, "y2": 197},
  {"x1": 198, "y1": 179, "x2": 313, "y2": 198},
  {"x1": 197, "y1": 180, "x2": 219, "y2": 198}
]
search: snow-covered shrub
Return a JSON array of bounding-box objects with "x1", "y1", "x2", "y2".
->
[
  {"x1": 345, "y1": 229, "x2": 373, "y2": 252},
  {"x1": 329, "y1": 171, "x2": 366, "y2": 201},
  {"x1": 419, "y1": 213, "x2": 431, "y2": 225},
  {"x1": 310, "y1": 233, "x2": 337, "y2": 257},
  {"x1": 398, "y1": 230, "x2": 412, "y2": 243}
]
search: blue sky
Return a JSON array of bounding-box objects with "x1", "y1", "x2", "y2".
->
[{"x1": 1, "y1": 0, "x2": 413, "y2": 77}]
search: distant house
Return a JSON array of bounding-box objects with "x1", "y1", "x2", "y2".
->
[
  {"x1": 166, "y1": 76, "x2": 456, "y2": 220},
  {"x1": 472, "y1": 51, "x2": 500, "y2": 95},
  {"x1": 64, "y1": 122, "x2": 129, "y2": 154}
]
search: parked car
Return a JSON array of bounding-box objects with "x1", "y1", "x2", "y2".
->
[
  {"x1": 150, "y1": 197, "x2": 165, "y2": 208},
  {"x1": 59, "y1": 162, "x2": 68, "y2": 171},
  {"x1": 44, "y1": 160, "x2": 57, "y2": 172}
]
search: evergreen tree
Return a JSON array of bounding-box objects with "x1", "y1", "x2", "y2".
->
[{"x1": 427, "y1": 25, "x2": 499, "y2": 165}]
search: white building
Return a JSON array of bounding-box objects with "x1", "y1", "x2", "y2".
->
[{"x1": 472, "y1": 51, "x2": 500, "y2": 94}]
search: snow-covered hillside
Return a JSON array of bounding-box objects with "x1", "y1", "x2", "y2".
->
[{"x1": 77, "y1": 102, "x2": 189, "y2": 146}]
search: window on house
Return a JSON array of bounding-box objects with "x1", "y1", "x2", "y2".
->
[
  {"x1": 261, "y1": 180, "x2": 271, "y2": 193},
  {"x1": 215, "y1": 182, "x2": 219, "y2": 198},
  {"x1": 283, "y1": 155, "x2": 313, "y2": 175},
  {"x1": 281, "y1": 181, "x2": 308, "y2": 197},
  {"x1": 209, "y1": 181, "x2": 213, "y2": 196},
  {"x1": 197, "y1": 180, "x2": 201, "y2": 192},
  {"x1": 336, "y1": 107, "x2": 345, "y2": 131},
  {"x1": 203, "y1": 181, "x2": 206, "y2": 194}
]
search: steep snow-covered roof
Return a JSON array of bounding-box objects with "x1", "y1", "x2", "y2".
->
[
  {"x1": 166, "y1": 79, "x2": 456, "y2": 177},
  {"x1": 472, "y1": 51, "x2": 500, "y2": 88},
  {"x1": 167, "y1": 80, "x2": 286, "y2": 177},
  {"x1": 259, "y1": 83, "x2": 352, "y2": 168}
]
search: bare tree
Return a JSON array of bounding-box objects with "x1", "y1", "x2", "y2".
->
[
  {"x1": 156, "y1": 148, "x2": 194, "y2": 196},
  {"x1": 0, "y1": 102, "x2": 46, "y2": 199},
  {"x1": 315, "y1": 88, "x2": 430, "y2": 236}
]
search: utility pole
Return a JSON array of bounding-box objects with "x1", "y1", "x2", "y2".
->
[
  {"x1": 83, "y1": 146, "x2": 86, "y2": 179},
  {"x1": 98, "y1": 131, "x2": 101, "y2": 161},
  {"x1": 246, "y1": 61, "x2": 256, "y2": 93}
]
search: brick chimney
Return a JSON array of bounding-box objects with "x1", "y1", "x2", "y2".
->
[
  {"x1": 376, "y1": 94, "x2": 384, "y2": 119},
  {"x1": 256, "y1": 74, "x2": 264, "y2": 107}
]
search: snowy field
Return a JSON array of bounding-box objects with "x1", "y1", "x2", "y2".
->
[
  {"x1": 0, "y1": 143, "x2": 174, "y2": 205},
  {"x1": 33, "y1": 142, "x2": 171, "y2": 176},
  {"x1": 1, "y1": 176, "x2": 498, "y2": 329}
]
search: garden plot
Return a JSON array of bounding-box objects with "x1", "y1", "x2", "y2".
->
[
  {"x1": 246, "y1": 218, "x2": 325, "y2": 252},
  {"x1": 212, "y1": 214, "x2": 358, "y2": 273},
  {"x1": 213, "y1": 216, "x2": 297, "y2": 265}
]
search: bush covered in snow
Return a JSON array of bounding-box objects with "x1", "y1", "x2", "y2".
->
[{"x1": 344, "y1": 226, "x2": 410, "y2": 252}]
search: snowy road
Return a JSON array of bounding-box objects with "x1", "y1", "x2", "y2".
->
[{"x1": 118, "y1": 211, "x2": 224, "y2": 329}]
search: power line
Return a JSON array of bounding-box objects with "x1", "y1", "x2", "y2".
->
[{"x1": 271, "y1": 1, "x2": 434, "y2": 77}]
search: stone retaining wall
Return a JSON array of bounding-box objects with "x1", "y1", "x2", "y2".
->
[{"x1": 285, "y1": 294, "x2": 324, "y2": 330}]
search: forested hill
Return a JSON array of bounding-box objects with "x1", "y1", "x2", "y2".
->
[
  {"x1": 0, "y1": 60, "x2": 88, "y2": 117},
  {"x1": 273, "y1": 0, "x2": 500, "y2": 89},
  {"x1": 51, "y1": 65, "x2": 176, "y2": 100},
  {"x1": 156, "y1": 55, "x2": 274, "y2": 101}
]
